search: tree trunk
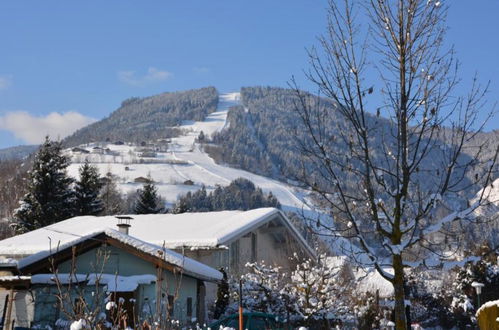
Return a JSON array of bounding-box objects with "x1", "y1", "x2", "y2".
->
[{"x1": 393, "y1": 254, "x2": 407, "y2": 330}]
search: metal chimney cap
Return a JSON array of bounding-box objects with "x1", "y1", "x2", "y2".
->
[{"x1": 115, "y1": 216, "x2": 133, "y2": 227}]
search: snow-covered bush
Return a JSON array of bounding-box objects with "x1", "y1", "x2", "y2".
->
[
  {"x1": 405, "y1": 244, "x2": 499, "y2": 328},
  {"x1": 285, "y1": 254, "x2": 352, "y2": 326},
  {"x1": 227, "y1": 261, "x2": 288, "y2": 318},
  {"x1": 226, "y1": 254, "x2": 356, "y2": 328},
  {"x1": 351, "y1": 294, "x2": 382, "y2": 330},
  {"x1": 448, "y1": 245, "x2": 499, "y2": 327}
]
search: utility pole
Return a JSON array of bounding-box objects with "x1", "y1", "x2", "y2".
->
[{"x1": 239, "y1": 280, "x2": 243, "y2": 330}]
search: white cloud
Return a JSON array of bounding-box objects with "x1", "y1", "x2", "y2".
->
[
  {"x1": 0, "y1": 75, "x2": 13, "y2": 90},
  {"x1": 192, "y1": 67, "x2": 211, "y2": 74},
  {"x1": 118, "y1": 67, "x2": 173, "y2": 86},
  {"x1": 0, "y1": 111, "x2": 97, "y2": 144}
]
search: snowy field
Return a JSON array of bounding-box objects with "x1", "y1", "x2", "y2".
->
[{"x1": 66, "y1": 92, "x2": 316, "y2": 214}]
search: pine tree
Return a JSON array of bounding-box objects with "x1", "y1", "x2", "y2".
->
[
  {"x1": 74, "y1": 160, "x2": 104, "y2": 216},
  {"x1": 14, "y1": 137, "x2": 74, "y2": 233},
  {"x1": 172, "y1": 178, "x2": 281, "y2": 213},
  {"x1": 213, "y1": 268, "x2": 229, "y2": 319},
  {"x1": 100, "y1": 172, "x2": 124, "y2": 216},
  {"x1": 134, "y1": 177, "x2": 162, "y2": 214},
  {"x1": 172, "y1": 193, "x2": 190, "y2": 214}
]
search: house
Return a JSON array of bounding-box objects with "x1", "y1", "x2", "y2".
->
[
  {"x1": 71, "y1": 147, "x2": 90, "y2": 154},
  {"x1": 139, "y1": 151, "x2": 157, "y2": 158},
  {"x1": 91, "y1": 147, "x2": 104, "y2": 155},
  {"x1": 0, "y1": 226, "x2": 221, "y2": 328},
  {"x1": 0, "y1": 208, "x2": 315, "y2": 324},
  {"x1": 134, "y1": 176, "x2": 151, "y2": 184}
]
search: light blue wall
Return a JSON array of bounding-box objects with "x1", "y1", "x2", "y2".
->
[
  {"x1": 58, "y1": 245, "x2": 155, "y2": 276},
  {"x1": 31, "y1": 245, "x2": 201, "y2": 327},
  {"x1": 32, "y1": 284, "x2": 104, "y2": 328}
]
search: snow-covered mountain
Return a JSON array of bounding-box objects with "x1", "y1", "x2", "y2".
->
[
  {"x1": 66, "y1": 92, "x2": 315, "y2": 216},
  {"x1": 64, "y1": 86, "x2": 498, "y2": 220}
]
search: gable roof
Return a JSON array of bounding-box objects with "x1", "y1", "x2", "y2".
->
[
  {"x1": 16, "y1": 228, "x2": 222, "y2": 282},
  {"x1": 0, "y1": 208, "x2": 315, "y2": 258}
]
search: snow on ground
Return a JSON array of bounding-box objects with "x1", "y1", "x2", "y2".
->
[{"x1": 66, "y1": 92, "x2": 317, "y2": 215}]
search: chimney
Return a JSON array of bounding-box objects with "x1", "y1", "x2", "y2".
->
[{"x1": 115, "y1": 216, "x2": 133, "y2": 235}]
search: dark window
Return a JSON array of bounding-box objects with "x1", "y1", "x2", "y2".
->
[
  {"x1": 251, "y1": 233, "x2": 257, "y2": 262},
  {"x1": 230, "y1": 241, "x2": 239, "y2": 271},
  {"x1": 168, "y1": 295, "x2": 175, "y2": 316},
  {"x1": 186, "y1": 297, "x2": 193, "y2": 318},
  {"x1": 74, "y1": 298, "x2": 85, "y2": 316}
]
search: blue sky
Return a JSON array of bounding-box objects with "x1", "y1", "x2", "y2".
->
[{"x1": 0, "y1": 1, "x2": 498, "y2": 148}]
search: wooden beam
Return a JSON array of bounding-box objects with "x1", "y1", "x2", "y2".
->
[
  {"x1": 20, "y1": 234, "x2": 105, "y2": 274},
  {"x1": 0, "y1": 279, "x2": 31, "y2": 290},
  {"x1": 4, "y1": 288, "x2": 14, "y2": 330},
  {"x1": 103, "y1": 237, "x2": 179, "y2": 273}
]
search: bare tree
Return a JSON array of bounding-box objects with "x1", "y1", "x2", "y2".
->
[
  {"x1": 291, "y1": 0, "x2": 498, "y2": 328},
  {"x1": 49, "y1": 246, "x2": 113, "y2": 329}
]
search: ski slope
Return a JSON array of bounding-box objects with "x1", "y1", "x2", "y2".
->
[{"x1": 67, "y1": 92, "x2": 314, "y2": 215}]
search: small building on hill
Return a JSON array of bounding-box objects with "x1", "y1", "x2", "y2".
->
[
  {"x1": 71, "y1": 147, "x2": 89, "y2": 154},
  {"x1": 134, "y1": 176, "x2": 152, "y2": 183},
  {"x1": 0, "y1": 228, "x2": 221, "y2": 328}
]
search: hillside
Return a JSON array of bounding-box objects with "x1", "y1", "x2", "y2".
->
[
  {"x1": 208, "y1": 86, "x2": 499, "y2": 200},
  {"x1": 58, "y1": 86, "x2": 497, "y2": 216},
  {"x1": 3, "y1": 86, "x2": 496, "y2": 229},
  {"x1": 65, "y1": 92, "x2": 318, "y2": 218},
  {"x1": 63, "y1": 87, "x2": 218, "y2": 147},
  {"x1": 0, "y1": 145, "x2": 38, "y2": 161}
]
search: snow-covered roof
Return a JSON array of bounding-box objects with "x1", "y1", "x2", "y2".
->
[
  {"x1": 472, "y1": 177, "x2": 499, "y2": 217},
  {"x1": 0, "y1": 275, "x2": 31, "y2": 282},
  {"x1": 31, "y1": 273, "x2": 157, "y2": 292},
  {"x1": 355, "y1": 268, "x2": 394, "y2": 298},
  {"x1": 324, "y1": 256, "x2": 349, "y2": 269},
  {"x1": 16, "y1": 228, "x2": 222, "y2": 282},
  {"x1": 476, "y1": 299, "x2": 499, "y2": 317},
  {"x1": 0, "y1": 208, "x2": 313, "y2": 257}
]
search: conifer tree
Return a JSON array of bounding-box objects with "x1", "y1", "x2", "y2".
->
[
  {"x1": 213, "y1": 268, "x2": 229, "y2": 319},
  {"x1": 171, "y1": 194, "x2": 190, "y2": 214},
  {"x1": 74, "y1": 160, "x2": 104, "y2": 216},
  {"x1": 14, "y1": 137, "x2": 74, "y2": 233},
  {"x1": 134, "y1": 177, "x2": 162, "y2": 214}
]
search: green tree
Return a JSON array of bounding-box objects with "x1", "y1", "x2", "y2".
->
[
  {"x1": 74, "y1": 160, "x2": 104, "y2": 216},
  {"x1": 14, "y1": 137, "x2": 74, "y2": 233},
  {"x1": 213, "y1": 268, "x2": 229, "y2": 319},
  {"x1": 134, "y1": 177, "x2": 162, "y2": 214}
]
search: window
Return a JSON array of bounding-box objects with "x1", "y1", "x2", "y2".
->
[
  {"x1": 230, "y1": 241, "x2": 239, "y2": 271},
  {"x1": 186, "y1": 297, "x2": 193, "y2": 318},
  {"x1": 74, "y1": 298, "x2": 85, "y2": 316},
  {"x1": 251, "y1": 233, "x2": 257, "y2": 262},
  {"x1": 168, "y1": 295, "x2": 175, "y2": 316}
]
